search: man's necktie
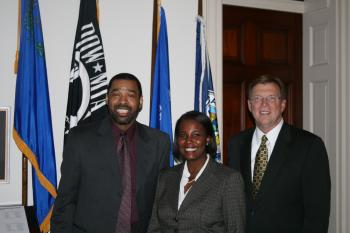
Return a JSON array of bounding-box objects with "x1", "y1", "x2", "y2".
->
[
  {"x1": 252, "y1": 135, "x2": 268, "y2": 199},
  {"x1": 116, "y1": 133, "x2": 131, "y2": 233}
]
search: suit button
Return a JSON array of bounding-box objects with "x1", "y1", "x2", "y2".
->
[{"x1": 174, "y1": 216, "x2": 178, "y2": 222}]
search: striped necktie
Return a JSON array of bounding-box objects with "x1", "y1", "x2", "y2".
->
[{"x1": 116, "y1": 133, "x2": 131, "y2": 233}]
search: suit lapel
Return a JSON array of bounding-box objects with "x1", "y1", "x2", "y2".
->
[
  {"x1": 240, "y1": 129, "x2": 254, "y2": 202},
  {"x1": 167, "y1": 165, "x2": 183, "y2": 213},
  {"x1": 135, "y1": 123, "x2": 153, "y2": 195},
  {"x1": 255, "y1": 123, "x2": 291, "y2": 204},
  {"x1": 179, "y1": 159, "x2": 217, "y2": 212},
  {"x1": 97, "y1": 117, "x2": 122, "y2": 196}
]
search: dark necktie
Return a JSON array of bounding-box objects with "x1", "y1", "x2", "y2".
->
[
  {"x1": 116, "y1": 133, "x2": 131, "y2": 233},
  {"x1": 252, "y1": 135, "x2": 268, "y2": 199}
]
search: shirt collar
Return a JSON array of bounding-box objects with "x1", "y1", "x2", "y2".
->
[
  {"x1": 112, "y1": 121, "x2": 137, "y2": 142},
  {"x1": 183, "y1": 154, "x2": 210, "y2": 181},
  {"x1": 255, "y1": 119, "x2": 284, "y2": 144}
]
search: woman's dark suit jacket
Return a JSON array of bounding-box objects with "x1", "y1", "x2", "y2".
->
[{"x1": 148, "y1": 158, "x2": 245, "y2": 233}]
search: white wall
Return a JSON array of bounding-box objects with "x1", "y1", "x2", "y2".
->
[
  {"x1": 0, "y1": 1, "x2": 21, "y2": 205},
  {"x1": 0, "y1": 0, "x2": 198, "y2": 205}
]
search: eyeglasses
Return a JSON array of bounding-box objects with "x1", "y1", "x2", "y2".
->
[{"x1": 250, "y1": 95, "x2": 281, "y2": 104}]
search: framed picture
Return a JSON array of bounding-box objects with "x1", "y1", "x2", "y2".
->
[{"x1": 0, "y1": 107, "x2": 9, "y2": 183}]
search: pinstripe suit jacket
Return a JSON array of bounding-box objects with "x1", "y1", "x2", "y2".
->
[
  {"x1": 148, "y1": 158, "x2": 245, "y2": 233},
  {"x1": 51, "y1": 116, "x2": 170, "y2": 233}
]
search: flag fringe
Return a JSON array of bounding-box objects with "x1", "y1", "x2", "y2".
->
[
  {"x1": 14, "y1": 50, "x2": 19, "y2": 74},
  {"x1": 39, "y1": 206, "x2": 54, "y2": 233},
  {"x1": 13, "y1": 129, "x2": 57, "y2": 198}
]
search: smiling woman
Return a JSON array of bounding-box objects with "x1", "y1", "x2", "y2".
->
[{"x1": 148, "y1": 111, "x2": 246, "y2": 233}]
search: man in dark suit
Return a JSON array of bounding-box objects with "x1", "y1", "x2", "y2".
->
[
  {"x1": 228, "y1": 75, "x2": 331, "y2": 233},
  {"x1": 51, "y1": 73, "x2": 170, "y2": 233}
]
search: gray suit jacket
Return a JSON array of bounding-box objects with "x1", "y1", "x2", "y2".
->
[
  {"x1": 148, "y1": 158, "x2": 245, "y2": 233},
  {"x1": 51, "y1": 116, "x2": 170, "y2": 233}
]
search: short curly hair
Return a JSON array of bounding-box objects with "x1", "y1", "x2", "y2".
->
[{"x1": 173, "y1": 111, "x2": 217, "y2": 162}]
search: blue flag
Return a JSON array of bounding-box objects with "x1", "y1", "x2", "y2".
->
[
  {"x1": 150, "y1": 7, "x2": 174, "y2": 166},
  {"x1": 194, "y1": 16, "x2": 221, "y2": 162},
  {"x1": 13, "y1": 0, "x2": 57, "y2": 232}
]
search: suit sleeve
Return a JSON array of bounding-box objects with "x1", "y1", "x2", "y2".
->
[
  {"x1": 148, "y1": 133, "x2": 169, "y2": 232},
  {"x1": 51, "y1": 131, "x2": 81, "y2": 233},
  {"x1": 159, "y1": 133, "x2": 170, "y2": 170},
  {"x1": 228, "y1": 135, "x2": 241, "y2": 171},
  {"x1": 302, "y1": 136, "x2": 331, "y2": 233},
  {"x1": 223, "y1": 171, "x2": 246, "y2": 233},
  {"x1": 147, "y1": 172, "x2": 164, "y2": 233}
]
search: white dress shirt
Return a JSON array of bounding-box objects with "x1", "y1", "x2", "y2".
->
[
  {"x1": 178, "y1": 154, "x2": 210, "y2": 210},
  {"x1": 251, "y1": 120, "x2": 284, "y2": 180}
]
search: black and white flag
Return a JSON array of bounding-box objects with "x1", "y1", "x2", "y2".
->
[{"x1": 65, "y1": 0, "x2": 108, "y2": 141}]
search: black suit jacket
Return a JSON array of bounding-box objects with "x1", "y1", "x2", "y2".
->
[
  {"x1": 148, "y1": 158, "x2": 246, "y2": 233},
  {"x1": 228, "y1": 123, "x2": 331, "y2": 233},
  {"x1": 51, "y1": 116, "x2": 170, "y2": 233}
]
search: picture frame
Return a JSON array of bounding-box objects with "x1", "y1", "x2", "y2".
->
[{"x1": 0, "y1": 107, "x2": 10, "y2": 183}]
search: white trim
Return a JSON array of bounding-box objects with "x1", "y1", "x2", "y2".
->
[
  {"x1": 203, "y1": 0, "x2": 224, "y2": 157},
  {"x1": 223, "y1": 0, "x2": 305, "y2": 13},
  {"x1": 335, "y1": 0, "x2": 350, "y2": 232}
]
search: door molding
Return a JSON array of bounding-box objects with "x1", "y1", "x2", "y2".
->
[
  {"x1": 223, "y1": 0, "x2": 304, "y2": 13},
  {"x1": 203, "y1": 0, "x2": 303, "y2": 158},
  {"x1": 335, "y1": 1, "x2": 350, "y2": 232},
  {"x1": 203, "y1": 0, "x2": 223, "y2": 157}
]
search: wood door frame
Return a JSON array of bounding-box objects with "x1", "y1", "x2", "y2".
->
[{"x1": 203, "y1": 0, "x2": 305, "y2": 160}]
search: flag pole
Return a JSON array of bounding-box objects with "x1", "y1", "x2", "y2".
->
[
  {"x1": 156, "y1": 0, "x2": 161, "y2": 40},
  {"x1": 16, "y1": 0, "x2": 28, "y2": 207},
  {"x1": 198, "y1": 0, "x2": 203, "y2": 17},
  {"x1": 14, "y1": 0, "x2": 21, "y2": 74},
  {"x1": 96, "y1": 0, "x2": 100, "y2": 22},
  {"x1": 22, "y1": 157, "x2": 28, "y2": 206},
  {"x1": 150, "y1": 0, "x2": 161, "y2": 98}
]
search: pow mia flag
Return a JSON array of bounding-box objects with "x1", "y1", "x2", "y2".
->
[{"x1": 65, "y1": 0, "x2": 108, "y2": 142}]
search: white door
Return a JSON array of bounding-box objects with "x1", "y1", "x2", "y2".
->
[{"x1": 303, "y1": 0, "x2": 336, "y2": 232}]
